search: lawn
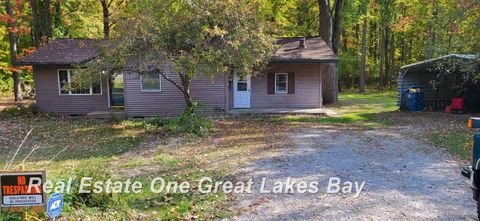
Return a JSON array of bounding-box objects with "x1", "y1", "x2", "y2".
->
[
  {"x1": 270, "y1": 90, "x2": 399, "y2": 125},
  {"x1": 0, "y1": 90, "x2": 477, "y2": 219},
  {"x1": 0, "y1": 110, "x2": 290, "y2": 220}
]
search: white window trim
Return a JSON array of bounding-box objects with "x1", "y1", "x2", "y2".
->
[
  {"x1": 140, "y1": 73, "x2": 162, "y2": 92},
  {"x1": 57, "y1": 69, "x2": 102, "y2": 96},
  {"x1": 275, "y1": 73, "x2": 288, "y2": 94}
]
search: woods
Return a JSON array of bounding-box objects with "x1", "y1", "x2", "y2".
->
[
  {"x1": 338, "y1": 0, "x2": 479, "y2": 91},
  {"x1": 1, "y1": 0, "x2": 479, "y2": 99}
]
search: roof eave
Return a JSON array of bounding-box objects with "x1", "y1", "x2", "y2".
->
[
  {"x1": 14, "y1": 57, "x2": 95, "y2": 67},
  {"x1": 270, "y1": 58, "x2": 338, "y2": 64},
  {"x1": 400, "y1": 54, "x2": 479, "y2": 70}
]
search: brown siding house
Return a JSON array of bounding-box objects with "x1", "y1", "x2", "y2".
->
[
  {"x1": 124, "y1": 71, "x2": 227, "y2": 117},
  {"x1": 17, "y1": 37, "x2": 337, "y2": 117},
  {"x1": 16, "y1": 39, "x2": 110, "y2": 114},
  {"x1": 34, "y1": 65, "x2": 109, "y2": 114}
]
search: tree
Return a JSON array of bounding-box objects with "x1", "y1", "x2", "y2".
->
[
  {"x1": 93, "y1": 0, "x2": 275, "y2": 110},
  {"x1": 29, "y1": 0, "x2": 53, "y2": 47},
  {"x1": 318, "y1": 0, "x2": 344, "y2": 55},
  {"x1": 5, "y1": 0, "x2": 21, "y2": 101},
  {"x1": 359, "y1": 0, "x2": 368, "y2": 93},
  {"x1": 318, "y1": 0, "x2": 344, "y2": 103},
  {"x1": 432, "y1": 58, "x2": 480, "y2": 98},
  {"x1": 99, "y1": 0, "x2": 125, "y2": 39}
]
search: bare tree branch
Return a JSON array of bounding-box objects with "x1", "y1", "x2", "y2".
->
[{"x1": 158, "y1": 70, "x2": 185, "y2": 93}]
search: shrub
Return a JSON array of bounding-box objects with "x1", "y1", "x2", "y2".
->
[
  {"x1": 0, "y1": 104, "x2": 38, "y2": 119},
  {"x1": 0, "y1": 212, "x2": 22, "y2": 221},
  {"x1": 165, "y1": 101, "x2": 213, "y2": 137},
  {"x1": 143, "y1": 117, "x2": 165, "y2": 129},
  {"x1": 62, "y1": 164, "x2": 116, "y2": 211}
]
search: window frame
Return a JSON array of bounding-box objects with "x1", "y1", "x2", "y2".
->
[
  {"x1": 274, "y1": 73, "x2": 288, "y2": 94},
  {"x1": 57, "y1": 69, "x2": 102, "y2": 96},
  {"x1": 140, "y1": 72, "x2": 162, "y2": 92}
]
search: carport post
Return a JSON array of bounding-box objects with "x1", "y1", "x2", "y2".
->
[{"x1": 398, "y1": 68, "x2": 409, "y2": 110}]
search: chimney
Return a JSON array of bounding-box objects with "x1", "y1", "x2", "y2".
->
[{"x1": 299, "y1": 38, "x2": 306, "y2": 49}]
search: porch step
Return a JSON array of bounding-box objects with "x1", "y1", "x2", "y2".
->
[{"x1": 87, "y1": 110, "x2": 125, "y2": 119}]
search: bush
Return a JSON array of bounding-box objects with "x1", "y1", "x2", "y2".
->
[
  {"x1": 165, "y1": 101, "x2": 213, "y2": 137},
  {"x1": 0, "y1": 212, "x2": 22, "y2": 221},
  {"x1": 0, "y1": 104, "x2": 38, "y2": 119},
  {"x1": 62, "y1": 164, "x2": 116, "y2": 211}
]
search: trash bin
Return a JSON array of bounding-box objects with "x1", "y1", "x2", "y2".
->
[{"x1": 406, "y1": 86, "x2": 424, "y2": 111}]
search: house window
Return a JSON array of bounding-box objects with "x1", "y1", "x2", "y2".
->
[
  {"x1": 141, "y1": 71, "x2": 161, "y2": 92},
  {"x1": 275, "y1": 73, "x2": 288, "y2": 93},
  {"x1": 58, "y1": 69, "x2": 102, "y2": 95}
]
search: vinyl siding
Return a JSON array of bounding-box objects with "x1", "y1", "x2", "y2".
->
[
  {"x1": 124, "y1": 68, "x2": 227, "y2": 117},
  {"x1": 229, "y1": 63, "x2": 324, "y2": 108},
  {"x1": 34, "y1": 65, "x2": 109, "y2": 114}
]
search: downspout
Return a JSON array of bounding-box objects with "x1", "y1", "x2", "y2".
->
[
  {"x1": 225, "y1": 73, "x2": 229, "y2": 113},
  {"x1": 319, "y1": 64, "x2": 324, "y2": 107},
  {"x1": 105, "y1": 71, "x2": 111, "y2": 109}
]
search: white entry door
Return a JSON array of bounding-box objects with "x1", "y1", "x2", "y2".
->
[{"x1": 233, "y1": 74, "x2": 251, "y2": 108}]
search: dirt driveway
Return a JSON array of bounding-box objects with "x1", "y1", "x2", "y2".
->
[{"x1": 228, "y1": 125, "x2": 476, "y2": 221}]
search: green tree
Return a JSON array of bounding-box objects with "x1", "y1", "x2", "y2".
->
[{"x1": 92, "y1": 0, "x2": 276, "y2": 110}]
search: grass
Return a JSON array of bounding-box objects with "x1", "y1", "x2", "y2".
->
[
  {"x1": 272, "y1": 90, "x2": 399, "y2": 126},
  {"x1": 267, "y1": 90, "x2": 477, "y2": 161},
  {"x1": 0, "y1": 89, "x2": 476, "y2": 219},
  {"x1": 0, "y1": 110, "x2": 290, "y2": 220},
  {"x1": 431, "y1": 131, "x2": 473, "y2": 160}
]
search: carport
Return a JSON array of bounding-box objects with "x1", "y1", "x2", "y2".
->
[{"x1": 397, "y1": 54, "x2": 480, "y2": 112}]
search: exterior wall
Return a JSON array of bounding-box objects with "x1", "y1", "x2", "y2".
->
[
  {"x1": 229, "y1": 63, "x2": 324, "y2": 109},
  {"x1": 34, "y1": 65, "x2": 109, "y2": 114},
  {"x1": 124, "y1": 69, "x2": 227, "y2": 117}
]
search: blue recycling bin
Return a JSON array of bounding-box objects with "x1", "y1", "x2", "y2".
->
[{"x1": 406, "y1": 86, "x2": 424, "y2": 112}]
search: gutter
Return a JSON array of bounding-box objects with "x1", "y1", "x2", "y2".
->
[{"x1": 13, "y1": 57, "x2": 95, "y2": 67}]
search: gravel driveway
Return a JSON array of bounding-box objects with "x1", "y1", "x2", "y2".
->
[{"x1": 227, "y1": 125, "x2": 476, "y2": 221}]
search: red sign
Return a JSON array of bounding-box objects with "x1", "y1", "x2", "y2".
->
[{"x1": 0, "y1": 171, "x2": 46, "y2": 208}]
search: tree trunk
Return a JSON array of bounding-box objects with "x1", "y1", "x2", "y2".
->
[
  {"x1": 378, "y1": 28, "x2": 385, "y2": 90},
  {"x1": 182, "y1": 89, "x2": 193, "y2": 109},
  {"x1": 178, "y1": 73, "x2": 194, "y2": 111},
  {"x1": 322, "y1": 64, "x2": 338, "y2": 104},
  {"x1": 100, "y1": 0, "x2": 110, "y2": 39},
  {"x1": 318, "y1": 0, "x2": 332, "y2": 48},
  {"x1": 30, "y1": 0, "x2": 41, "y2": 47},
  {"x1": 341, "y1": 31, "x2": 347, "y2": 51},
  {"x1": 6, "y1": 0, "x2": 22, "y2": 101},
  {"x1": 388, "y1": 33, "x2": 395, "y2": 89},
  {"x1": 384, "y1": 28, "x2": 390, "y2": 89},
  {"x1": 359, "y1": 14, "x2": 367, "y2": 93},
  {"x1": 12, "y1": 72, "x2": 21, "y2": 101},
  {"x1": 426, "y1": 0, "x2": 437, "y2": 59},
  {"x1": 331, "y1": 0, "x2": 344, "y2": 55},
  {"x1": 318, "y1": 0, "x2": 341, "y2": 104},
  {"x1": 44, "y1": 0, "x2": 52, "y2": 39}
]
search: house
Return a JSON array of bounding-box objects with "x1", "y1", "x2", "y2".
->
[
  {"x1": 397, "y1": 54, "x2": 480, "y2": 112},
  {"x1": 16, "y1": 37, "x2": 338, "y2": 117}
]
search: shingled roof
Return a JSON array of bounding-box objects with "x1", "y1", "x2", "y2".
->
[
  {"x1": 16, "y1": 39, "x2": 101, "y2": 66},
  {"x1": 272, "y1": 37, "x2": 337, "y2": 63},
  {"x1": 17, "y1": 37, "x2": 337, "y2": 66}
]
